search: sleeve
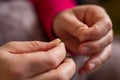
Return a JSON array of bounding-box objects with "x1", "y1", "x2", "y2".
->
[{"x1": 30, "y1": 0, "x2": 76, "y2": 40}]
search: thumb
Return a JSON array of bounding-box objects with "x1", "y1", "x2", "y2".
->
[
  {"x1": 64, "y1": 12, "x2": 88, "y2": 41},
  {"x1": 1, "y1": 39, "x2": 61, "y2": 53}
]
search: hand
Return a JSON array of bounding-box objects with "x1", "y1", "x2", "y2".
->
[
  {"x1": 53, "y1": 5, "x2": 113, "y2": 74},
  {"x1": 0, "y1": 39, "x2": 76, "y2": 80}
]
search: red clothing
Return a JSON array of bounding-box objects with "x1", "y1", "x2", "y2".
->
[{"x1": 30, "y1": 0, "x2": 76, "y2": 40}]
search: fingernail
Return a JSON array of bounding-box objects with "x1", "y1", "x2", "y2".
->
[
  {"x1": 51, "y1": 38, "x2": 61, "y2": 43},
  {"x1": 80, "y1": 47, "x2": 91, "y2": 55},
  {"x1": 59, "y1": 42, "x2": 65, "y2": 46},
  {"x1": 89, "y1": 63, "x2": 95, "y2": 71}
]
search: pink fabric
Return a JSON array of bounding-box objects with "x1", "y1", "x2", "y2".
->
[{"x1": 30, "y1": 0, "x2": 76, "y2": 40}]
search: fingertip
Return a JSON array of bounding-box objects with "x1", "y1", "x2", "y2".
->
[
  {"x1": 47, "y1": 39, "x2": 62, "y2": 49},
  {"x1": 56, "y1": 42, "x2": 65, "y2": 48},
  {"x1": 59, "y1": 42, "x2": 65, "y2": 46},
  {"x1": 79, "y1": 61, "x2": 95, "y2": 75},
  {"x1": 50, "y1": 39, "x2": 66, "y2": 48},
  {"x1": 50, "y1": 38, "x2": 61, "y2": 44},
  {"x1": 48, "y1": 41, "x2": 65, "y2": 52}
]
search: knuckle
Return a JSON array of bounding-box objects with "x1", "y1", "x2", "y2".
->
[
  {"x1": 104, "y1": 18, "x2": 113, "y2": 30},
  {"x1": 97, "y1": 56, "x2": 104, "y2": 65},
  {"x1": 91, "y1": 25, "x2": 101, "y2": 38},
  {"x1": 94, "y1": 25, "x2": 101, "y2": 36},
  {"x1": 92, "y1": 43, "x2": 101, "y2": 51},
  {"x1": 108, "y1": 32, "x2": 113, "y2": 43},
  {"x1": 108, "y1": 50, "x2": 112, "y2": 59},
  {"x1": 77, "y1": 25, "x2": 88, "y2": 37}
]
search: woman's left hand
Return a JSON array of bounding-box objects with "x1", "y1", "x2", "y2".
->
[{"x1": 53, "y1": 5, "x2": 113, "y2": 74}]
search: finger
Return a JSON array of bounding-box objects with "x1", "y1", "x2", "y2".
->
[
  {"x1": 29, "y1": 58, "x2": 76, "y2": 80},
  {"x1": 68, "y1": 19, "x2": 88, "y2": 40},
  {"x1": 79, "y1": 30, "x2": 113, "y2": 55},
  {"x1": 1, "y1": 39, "x2": 61, "y2": 53},
  {"x1": 73, "y1": 5, "x2": 107, "y2": 25},
  {"x1": 79, "y1": 44, "x2": 112, "y2": 75},
  {"x1": 55, "y1": 10, "x2": 88, "y2": 40},
  {"x1": 80, "y1": 16, "x2": 112, "y2": 41},
  {"x1": 25, "y1": 42, "x2": 66, "y2": 76}
]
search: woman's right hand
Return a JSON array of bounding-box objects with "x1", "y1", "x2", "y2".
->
[{"x1": 0, "y1": 39, "x2": 76, "y2": 80}]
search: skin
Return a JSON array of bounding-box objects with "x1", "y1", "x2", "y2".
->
[
  {"x1": 53, "y1": 5, "x2": 113, "y2": 74},
  {"x1": 0, "y1": 5, "x2": 113, "y2": 80},
  {"x1": 0, "y1": 39, "x2": 76, "y2": 80}
]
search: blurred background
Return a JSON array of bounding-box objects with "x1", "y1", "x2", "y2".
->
[{"x1": 98, "y1": 0, "x2": 120, "y2": 36}]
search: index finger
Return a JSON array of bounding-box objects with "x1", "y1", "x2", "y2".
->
[
  {"x1": 25, "y1": 42, "x2": 66, "y2": 75},
  {"x1": 1, "y1": 39, "x2": 61, "y2": 53}
]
